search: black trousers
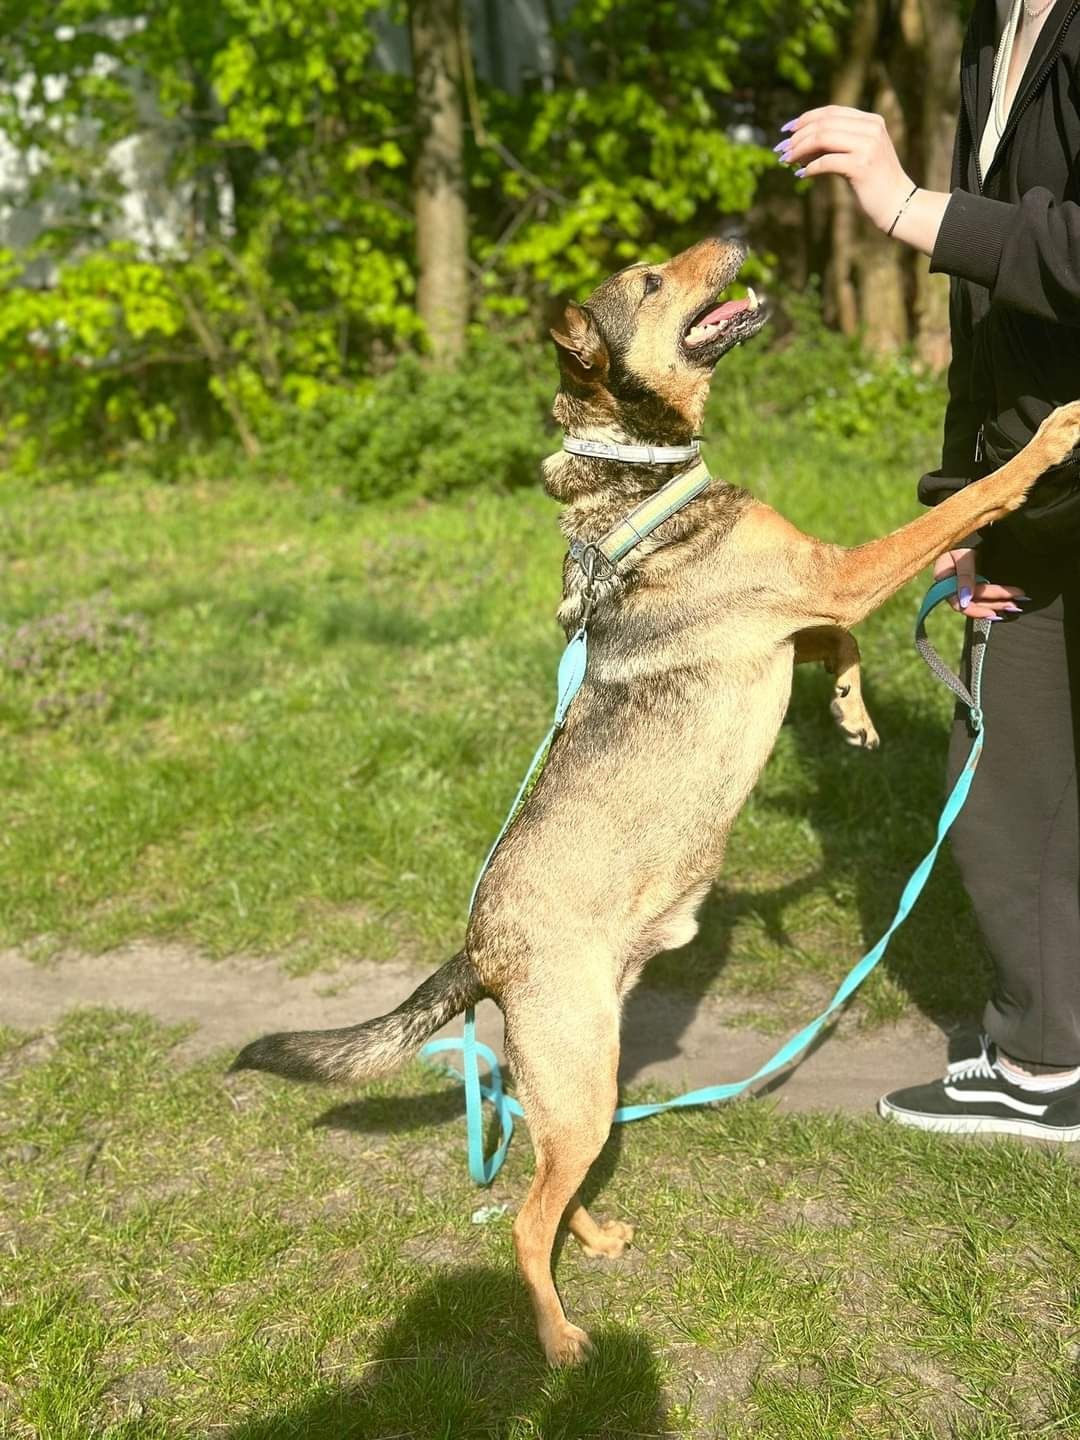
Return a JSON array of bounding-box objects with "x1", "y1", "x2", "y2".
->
[{"x1": 947, "y1": 530, "x2": 1080, "y2": 1067}]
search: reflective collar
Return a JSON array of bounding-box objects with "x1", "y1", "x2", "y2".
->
[
  {"x1": 562, "y1": 437, "x2": 701, "y2": 465},
  {"x1": 568, "y1": 456, "x2": 712, "y2": 572}
]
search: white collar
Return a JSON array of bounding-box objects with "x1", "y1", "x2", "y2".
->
[{"x1": 562, "y1": 437, "x2": 701, "y2": 465}]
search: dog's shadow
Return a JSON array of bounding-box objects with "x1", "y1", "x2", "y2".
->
[{"x1": 221, "y1": 1265, "x2": 668, "y2": 1440}]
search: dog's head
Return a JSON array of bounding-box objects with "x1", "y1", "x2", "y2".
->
[{"x1": 550, "y1": 237, "x2": 767, "y2": 443}]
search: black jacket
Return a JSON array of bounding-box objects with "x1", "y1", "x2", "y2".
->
[{"x1": 919, "y1": 0, "x2": 1080, "y2": 552}]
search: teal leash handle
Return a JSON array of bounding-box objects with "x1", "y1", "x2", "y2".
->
[{"x1": 422, "y1": 578, "x2": 988, "y2": 1185}]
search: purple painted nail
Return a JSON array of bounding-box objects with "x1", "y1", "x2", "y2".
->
[
  {"x1": 780, "y1": 119, "x2": 798, "y2": 133},
  {"x1": 1016, "y1": 594, "x2": 1033, "y2": 602},
  {"x1": 1003, "y1": 602, "x2": 1022, "y2": 613},
  {"x1": 988, "y1": 615, "x2": 1003, "y2": 622},
  {"x1": 794, "y1": 167, "x2": 807, "y2": 178},
  {"x1": 773, "y1": 140, "x2": 789, "y2": 154},
  {"x1": 958, "y1": 586, "x2": 973, "y2": 607}
]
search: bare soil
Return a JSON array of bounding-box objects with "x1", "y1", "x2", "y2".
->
[{"x1": 0, "y1": 943, "x2": 961, "y2": 1114}]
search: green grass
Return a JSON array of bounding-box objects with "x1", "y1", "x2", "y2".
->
[
  {"x1": 0, "y1": 364, "x2": 990, "y2": 1026},
  {"x1": 1, "y1": 1011, "x2": 1079, "y2": 1438}
]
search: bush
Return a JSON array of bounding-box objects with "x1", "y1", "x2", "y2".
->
[
  {"x1": 17, "y1": 296, "x2": 947, "y2": 499},
  {"x1": 707, "y1": 291, "x2": 945, "y2": 454},
  {"x1": 232, "y1": 334, "x2": 556, "y2": 500}
]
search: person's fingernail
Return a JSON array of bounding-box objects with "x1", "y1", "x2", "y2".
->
[
  {"x1": 780, "y1": 119, "x2": 798, "y2": 133},
  {"x1": 959, "y1": 587, "x2": 973, "y2": 607},
  {"x1": 794, "y1": 168, "x2": 807, "y2": 178},
  {"x1": 1016, "y1": 594, "x2": 1032, "y2": 603},
  {"x1": 1003, "y1": 603, "x2": 1022, "y2": 613},
  {"x1": 773, "y1": 140, "x2": 789, "y2": 154}
]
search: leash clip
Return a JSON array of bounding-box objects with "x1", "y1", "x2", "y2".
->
[{"x1": 577, "y1": 543, "x2": 608, "y2": 631}]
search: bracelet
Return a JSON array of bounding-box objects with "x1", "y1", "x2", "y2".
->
[{"x1": 887, "y1": 183, "x2": 919, "y2": 237}]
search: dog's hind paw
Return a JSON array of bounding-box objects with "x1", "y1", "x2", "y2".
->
[
  {"x1": 578, "y1": 1218, "x2": 635, "y2": 1260},
  {"x1": 830, "y1": 691, "x2": 880, "y2": 750},
  {"x1": 543, "y1": 1322, "x2": 594, "y2": 1367}
]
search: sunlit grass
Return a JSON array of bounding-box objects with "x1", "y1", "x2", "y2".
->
[
  {"x1": 1, "y1": 1012, "x2": 1078, "y2": 1437},
  {"x1": 0, "y1": 381, "x2": 990, "y2": 1025}
]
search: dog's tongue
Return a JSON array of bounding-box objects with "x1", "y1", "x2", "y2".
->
[{"x1": 697, "y1": 298, "x2": 750, "y2": 327}]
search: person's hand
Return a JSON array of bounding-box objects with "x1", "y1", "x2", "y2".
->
[
  {"x1": 776, "y1": 106, "x2": 915, "y2": 233},
  {"x1": 933, "y1": 547, "x2": 1028, "y2": 619}
]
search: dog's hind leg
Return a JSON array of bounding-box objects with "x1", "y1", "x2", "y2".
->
[
  {"x1": 794, "y1": 626, "x2": 879, "y2": 750},
  {"x1": 564, "y1": 1196, "x2": 635, "y2": 1258},
  {"x1": 503, "y1": 980, "x2": 623, "y2": 1366}
]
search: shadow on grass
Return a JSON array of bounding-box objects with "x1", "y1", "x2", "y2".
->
[
  {"x1": 313, "y1": 1084, "x2": 466, "y2": 1134},
  {"x1": 781, "y1": 669, "x2": 990, "y2": 1022},
  {"x1": 223, "y1": 1266, "x2": 668, "y2": 1440}
]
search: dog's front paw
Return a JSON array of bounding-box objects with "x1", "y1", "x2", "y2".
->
[
  {"x1": 578, "y1": 1218, "x2": 635, "y2": 1259},
  {"x1": 830, "y1": 688, "x2": 880, "y2": 750},
  {"x1": 543, "y1": 1322, "x2": 594, "y2": 1367},
  {"x1": 1034, "y1": 399, "x2": 1080, "y2": 470}
]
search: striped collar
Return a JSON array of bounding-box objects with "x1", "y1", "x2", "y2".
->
[{"x1": 568, "y1": 456, "x2": 711, "y2": 573}]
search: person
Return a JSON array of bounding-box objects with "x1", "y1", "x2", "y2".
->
[{"x1": 781, "y1": 0, "x2": 1080, "y2": 1138}]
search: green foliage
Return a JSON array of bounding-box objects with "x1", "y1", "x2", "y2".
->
[
  {"x1": 707, "y1": 292, "x2": 945, "y2": 450},
  {"x1": 0, "y1": 0, "x2": 416, "y2": 465},
  {"x1": 249, "y1": 335, "x2": 555, "y2": 501},
  {"x1": 484, "y1": 0, "x2": 848, "y2": 297},
  {"x1": 0, "y1": 0, "x2": 859, "y2": 468}
]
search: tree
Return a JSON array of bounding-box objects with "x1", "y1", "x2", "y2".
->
[
  {"x1": 822, "y1": 0, "x2": 963, "y2": 363},
  {"x1": 409, "y1": 0, "x2": 469, "y2": 363}
]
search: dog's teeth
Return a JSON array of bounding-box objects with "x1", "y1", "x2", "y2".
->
[{"x1": 746, "y1": 286, "x2": 759, "y2": 311}]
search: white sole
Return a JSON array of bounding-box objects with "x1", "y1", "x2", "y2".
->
[{"x1": 878, "y1": 1095, "x2": 1080, "y2": 1143}]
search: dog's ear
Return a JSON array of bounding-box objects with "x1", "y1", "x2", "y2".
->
[{"x1": 549, "y1": 303, "x2": 608, "y2": 386}]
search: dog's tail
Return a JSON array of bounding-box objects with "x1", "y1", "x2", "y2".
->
[{"x1": 229, "y1": 951, "x2": 484, "y2": 1084}]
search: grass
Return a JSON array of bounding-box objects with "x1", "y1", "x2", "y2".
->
[
  {"x1": 1, "y1": 1010, "x2": 1079, "y2": 1438},
  {"x1": 2, "y1": 356, "x2": 1073, "y2": 1437},
  {"x1": 1, "y1": 353, "x2": 989, "y2": 1027}
]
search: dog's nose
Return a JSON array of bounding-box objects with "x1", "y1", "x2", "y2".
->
[{"x1": 715, "y1": 233, "x2": 747, "y2": 253}]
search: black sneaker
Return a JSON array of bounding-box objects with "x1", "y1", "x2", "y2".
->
[{"x1": 878, "y1": 1037, "x2": 1080, "y2": 1142}]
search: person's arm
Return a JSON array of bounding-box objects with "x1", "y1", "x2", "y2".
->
[
  {"x1": 779, "y1": 106, "x2": 1025, "y2": 617},
  {"x1": 931, "y1": 186, "x2": 1080, "y2": 324},
  {"x1": 920, "y1": 280, "x2": 1019, "y2": 618},
  {"x1": 781, "y1": 105, "x2": 1080, "y2": 324},
  {"x1": 777, "y1": 107, "x2": 949, "y2": 254}
]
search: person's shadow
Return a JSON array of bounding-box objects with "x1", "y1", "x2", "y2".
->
[{"x1": 222, "y1": 1264, "x2": 667, "y2": 1439}]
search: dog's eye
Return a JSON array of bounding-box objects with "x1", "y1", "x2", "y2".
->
[{"x1": 643, "y1": 273, "x2": 662, "y2": 296}]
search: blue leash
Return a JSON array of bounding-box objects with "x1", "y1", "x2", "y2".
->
[{"x1": 421, "y1": 576, "x2": 990, "y2": 1185}]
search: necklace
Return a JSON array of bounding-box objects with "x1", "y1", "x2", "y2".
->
[
  {"x1": 988, "y1": 2, "x2": 1021, "y2": 142},
  {"x1": 1023, "y1": 0, "x2": 1056, "y2": 18}
]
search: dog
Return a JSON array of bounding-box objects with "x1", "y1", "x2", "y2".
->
[{"x1": 233, "y1": 237, "x2": 1080, "y2": 1366}]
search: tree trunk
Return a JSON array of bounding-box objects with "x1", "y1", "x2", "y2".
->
[
  {"x1": 409, "y1": 0, "x2": 469, "y2": 364},
  {"x1": 826, "y1": 0, "x2": 880, "y2": 337},
  {"x1": 855, "y1": 68, "x2": 908, "y2": 355},
  {"x1": 912, "y1": 0, "x2": 963, "y2": 370},
  {"x1": 820, "y1": 0, "x2": 963, "y2": 365}
]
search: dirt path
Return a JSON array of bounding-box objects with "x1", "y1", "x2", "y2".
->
[{"x1": 1, "y1": 943, "x2": 964, "y2": 1117}]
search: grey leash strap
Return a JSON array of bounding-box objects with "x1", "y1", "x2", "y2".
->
[{"x1": 914, "y1": 578, "x2": 992, "y2": 732}]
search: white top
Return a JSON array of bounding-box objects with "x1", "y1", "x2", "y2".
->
[{"x1": 978, "y1": 0, "x2": 1058, "y2": 181}]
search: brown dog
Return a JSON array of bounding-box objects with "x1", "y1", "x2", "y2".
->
[{"x1": 234, "y1": 238, "x2": 1080, "y2": 1366}]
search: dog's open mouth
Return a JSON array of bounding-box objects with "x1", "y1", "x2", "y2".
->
[{"x1": 682, "y1": 287, "x2": 767, "y2": 364}]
